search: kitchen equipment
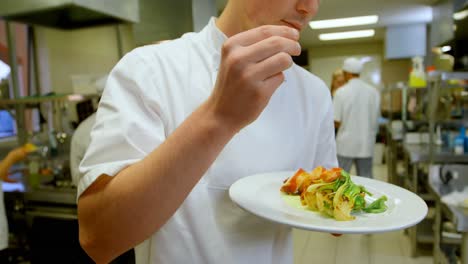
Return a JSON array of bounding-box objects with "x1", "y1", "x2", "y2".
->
[
  {"x1": 409, "y1": 56, "x2": 427, "y2": 88},
  {"x1": 0, "y1": 0, "x2": 139, "y2": 29}
]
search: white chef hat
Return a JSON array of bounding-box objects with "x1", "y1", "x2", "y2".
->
[{"x1": 342, "y1": 57, "x2": 363, "y2": 74}]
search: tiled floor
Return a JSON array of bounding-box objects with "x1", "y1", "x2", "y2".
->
[{"x1": 293, "y1": 164, "x2": 433, "y2": 264}]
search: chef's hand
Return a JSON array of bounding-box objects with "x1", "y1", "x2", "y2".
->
[{"x1": 207, "y1": 25, "x2": 301, "y2": 132}]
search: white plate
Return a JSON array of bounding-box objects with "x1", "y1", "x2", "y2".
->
[{"x1": 229, "y1": 171, "x2": 428, "y2": 234}]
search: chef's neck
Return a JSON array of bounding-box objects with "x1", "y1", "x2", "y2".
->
[{"x1": 215, "y1": 1, "x2": 252, "y2": 37}]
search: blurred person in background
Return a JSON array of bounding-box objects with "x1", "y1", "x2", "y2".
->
[
  {"x1": 70, "y1": 113, "x2": 96, "y2": 186},
  {"x1": 70, "y1": 75, "x2": 108, "y2": 186},
  {"x1": 333, "y1": 57, "x2": 380, "y2": 178},
  {"x1": 0, "y1": 146, "x2": 29, "y2": 262},
  {"x1": 330, "y1": 68, "x2": 345, "y2": 97}
]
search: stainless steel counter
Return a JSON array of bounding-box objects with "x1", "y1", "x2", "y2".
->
[
  {"x1": 428, "y1": 165, "x2": 468, "y2": 263},
  {"x1": 400, "y1": 143, "x2": 468, "y2": 257},
  {"x1": 25, "y1": 186, "x2": 77, "y2": 205},
  {"x1": 429, "y1": 165, "x2": 468, "y2": 231},
  {"x1": 404, "y1": 143, "x2": 468, "y2": 164},
  {"x1": 2, "y1": 171, "x2": 77, "y2": 205}
]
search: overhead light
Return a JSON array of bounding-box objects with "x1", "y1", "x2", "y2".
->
[
  {"x1": 309, "y1": 15, "x2": 378, "y2": 29},
  {"x1": 441, "y1": 46, "x2": 452, "y2": 53},
  {"x1": 453, "y1": 10, "x2": 468, "y2": 21},
  {"x1": 319, "y1": 30, "x2": 375, "y2": 41}
]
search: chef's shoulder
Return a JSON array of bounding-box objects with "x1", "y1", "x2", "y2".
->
[
  {"x1": 332, "y1": 81, "x2": 349, "y2": 100},
  {"x1": 115, "y1": 32, "x2": 196, "y2": 74},
  {"x1": 362, "y1": 80, "x2": 380, "y2": 97}
]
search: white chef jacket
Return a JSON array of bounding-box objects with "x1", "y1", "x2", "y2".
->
[
  {"x1": 70, "y1": 113, "x2": 96, "y2": 186},
  {"x1": 0, "y1": 184, "x2": 7, "y2": 250},
  {"x1": 78, "y1": 18, "x2": 338, "y2": 264},
  {"x1": 333, "y1": 78, "x2": 380, "y2": 158}
]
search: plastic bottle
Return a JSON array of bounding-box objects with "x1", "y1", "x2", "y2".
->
[
  {"x1": 409, "y1": 56, "x2": 427, "y2": 88},
  {"x1": 465, "y1": 128, "x2": 468, "y2": 154},
  {"x1": 454, "y1": 127, "x2": 465, "y2": 155},
  {"x1": 435, "y1": 125, "x2": 443, "y2": 145}
]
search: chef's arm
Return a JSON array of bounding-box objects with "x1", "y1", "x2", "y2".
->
[
  {"x1": 78, "y1": 25, "x2": 301, "y2": 264},
  {"x1": 78, "y1": 103, "x2": 237, "y2": 264}
]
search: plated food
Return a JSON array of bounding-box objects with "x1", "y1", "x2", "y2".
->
[
  {"x1": 281, "y1": 167, "x2": 387, "y2": 221},
  {"x1": 230, "y1": 171, "x2": 427, "y2": 233}
]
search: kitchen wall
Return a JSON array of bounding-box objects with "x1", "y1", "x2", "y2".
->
[
  {"x1": 308, "y1": 42, "x2": 411, "y2": 89},
  {"x1": 192, "y1": 0, "x2": 217, "y2": 32},
  {"x1": 35, "y1": 24, "x2": 135, "y2": 95},
  {"x1": 0, "y1": 21, "x2": 29, "y2": 96},
  {"x1": 36, "y1": 0, "x2": 216, "y2": 95},
  {"x1": 31, "y1": 0, "x2": 213, "y2": 123},
  {"x1": 133, "y1": 0, "x2": 193, "y2": 46},
  {"x1": 308, "y1": 41, "x2": 411, "y2": 114}
]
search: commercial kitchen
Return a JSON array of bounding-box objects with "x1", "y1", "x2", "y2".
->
[{"x1": 0, "y1": 0, "x2": 468, "y2": 263}]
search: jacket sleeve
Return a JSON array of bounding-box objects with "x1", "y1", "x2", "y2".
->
[{"x1": 77, "y1": 49, "x2": 168, "y2": 198}]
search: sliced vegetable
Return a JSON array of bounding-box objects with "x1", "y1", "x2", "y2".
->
[
  {"x1": 363, "y1": 196, "x2": 388, "y2": 214},
  {"x1": 281, "y1": 166, "x2": 387, "y2": 221},
  {"x1": 281, "y1": 168, "x2": 307, "y2": 194}
]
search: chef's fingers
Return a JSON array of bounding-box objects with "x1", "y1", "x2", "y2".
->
[
  {"x1": 242, "y1": 36, "x2": 301, "y2": 63},
  {"x1": 261, "y1": 72, "x2": 285, "y2": 95},
  {"x1": 225, "y1": 25, "x2": 299, "y2": 49},
  {"x1": 251, "y1": 51, "x2": 294, "y2": 82}
]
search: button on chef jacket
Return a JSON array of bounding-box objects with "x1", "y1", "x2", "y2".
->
[
  {"x1": 78, "y1": 18, "x2": 338, "y2": 264},
  {"x1": 333, "y1": 78, "x2": 380, "y2": 158}
]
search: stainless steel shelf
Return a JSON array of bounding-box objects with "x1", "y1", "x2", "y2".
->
[
  {"x1": 417, "y1": 234, "x2": 434, "y2": 244},
  {"x1": 24, "y1": 187, "x2": 77, "y2": 205},
  {"x1": 416, "y1": 219, "x2": 435, "y2": 244},
  {"x1": 420, "y1": 193, "x2": 436, "y2": 202},
  {"x1": 0, "y1": 93, "x2": 99, "y2": 106},
  {"x1": 438, "y1": 72, "x2": 468, "y2": 81}
]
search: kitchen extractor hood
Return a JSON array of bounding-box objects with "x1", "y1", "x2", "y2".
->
[{"x1": 0, "y1": 0, "x2": 139, "y2": 29}]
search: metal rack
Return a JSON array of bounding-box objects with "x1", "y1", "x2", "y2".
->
[
  {"x1": 0, "y1": 93, "x2": 99, "y2": 137},
  {"x1": 384, "y1": 72, "x2": 468, "y2": 258},
  {"x1": 427, "y1": 72, "x2": 468, "y2": 162},
  {"x1": 425, "y1": 71, "x2": 468, "y2": 264},
  {"x1": 0, "y1": 0, "x2": 135, "y2": 144}
]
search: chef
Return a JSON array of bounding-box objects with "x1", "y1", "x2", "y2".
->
[
  {"x1": 0, "y1": 146, "x2": 29, "y2": 262},
  {"x1": 77, "y1": 0, "x2": 338, "y2": 263},
  {"x1": 333, "y1": 57, "x2": 380, "y2": 178}
]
